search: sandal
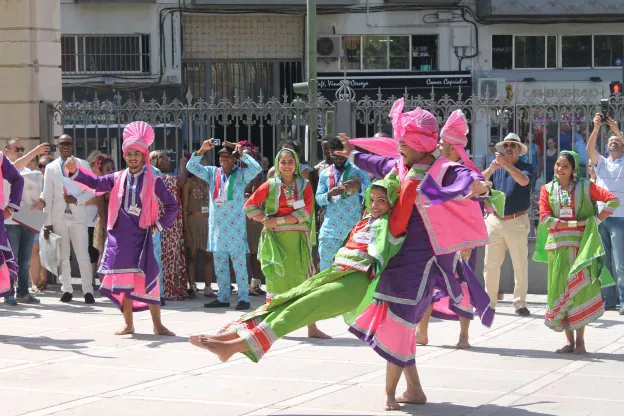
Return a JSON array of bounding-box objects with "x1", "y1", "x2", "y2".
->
[{"x1": 204, "y1": 288, "x2": 217, "y2": 298}]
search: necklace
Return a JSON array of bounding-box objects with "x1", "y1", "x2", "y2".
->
[
  {"x1": 283, "y1": 184, "x2": 295, "y2": 200},
  {"x1": 558, "y1": 181, "x2": 574, "y2": 207}
]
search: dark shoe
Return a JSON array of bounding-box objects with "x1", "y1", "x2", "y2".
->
[
  {"x1": 235, "y1": 300, "x2": 251, "y2": 311},
  {"x1": 605, "y1": 305, "x2": 618, "y2": 311},
  {"x1": 84, "y1": 293, "x2": 95, "y2": 304},
  {"x1": 204, "y1": 300, "x2": 230, "y2": 308},
  {"x1": 17, "y1": 294, "x2": 40, "y2": 304},
  {"x1": 619, "y1": 309, "x2": 624, "y2": 315},
  {"x1": 60, "y1": 292, "x2": 73, "y2": 303},
  {"x1": 161, "y1": 297, "x2": 166, "y2": 307},
  {"x1": 4, "y1": 296, "x2": 17, "y2": 306},
  {"x1": 515, "y1": 307, "x2": 530, "y2": 317}
]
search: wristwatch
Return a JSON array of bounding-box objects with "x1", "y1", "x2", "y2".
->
[{"x1": 568, "y1": 220, "x2": 578, "y2": 228}]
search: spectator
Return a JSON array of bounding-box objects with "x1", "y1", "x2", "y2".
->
[
  {"x1": 544, "y1": 137, "x2": 559, "y2": 182},
  {"x1": 482, "y1": 133, "x2": 532, "y2": 316},
  {"x1": 42, "y1": 134, "x2": 95, "y2": 304},
  {"x1": 85, "y1": 151, "x2": 108, "y2": 280},
  {"x1": 150, "y1": 151, "x2": 190, "y2": 300},
  {"x1": 586, "y1": 113, "x2": 624, "y2": 312},
  {"x1": 260, "y1": 156, "x2": 270, "y2": 182},
  {"x1": 186, "y1": 141, "x2": 261, "y2": 310},
  {"x1": 314, "y1": 138, "x2": 332, "y2": 175},
  {"x1": 3, "y1": 139, "x2": 49, "y2": 304},
  {"x1": 483, "y1": 140, "x2": 497, "y2": 170},
  {"x1": 29, "y1": 154, "x2": 54, "y2": 292},
  {"x1": 182, "y1": 156, "x2": 215, "y2": 298},
  {"x1": 520, "y1": 133, "x2": 542, "y2": 182},
  {"x1": 559, "y1": 123, "x2": 572, "y2": 151},
  {"x1": 315, "y1": 136, "x2": 370, "y2": 271}
]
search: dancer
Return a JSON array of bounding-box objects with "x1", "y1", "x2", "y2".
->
[
  {"x1": 64, "y1": 121, "x2": 177, "y2": 336},
  {"x1": 186, "y1": 140, "x2": 261, "y2": 310},
  {"x1": 341, "y1": 98, "x2": 489, "y2": 411},
  {"x1": 0, "y1": 152, "x2": 24, "y2": 298},
  {"x1": 415, "y1": 109, "x2": 495, "y2": 349},
  {"x1": 243, "y1": 148, "x2": 328, "y2": 338},
  {"x1": 190, "y1": 168, "x2": 420, "y2": 361},
  {"x1": 535, "y1": 150, "x2": 619, "y2": 353}
]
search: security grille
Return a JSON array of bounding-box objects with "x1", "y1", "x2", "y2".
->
[{"x1": 61, "y1": 35, "x2": 151, "y2": 75}]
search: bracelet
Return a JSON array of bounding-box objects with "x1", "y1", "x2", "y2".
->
[
  {"x1": 568, "y1": 220, "x2": 578, "y2": 228},
  {"x1": 595, "y1": 217, "x2": 603, "y2": 225},
  {"x1": 277, "y1": 217, "x2": 286, "y2": 225}
]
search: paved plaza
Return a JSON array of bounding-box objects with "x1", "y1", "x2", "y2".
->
[{"x1": 0, "y1": 289, "x2": 623, "y2": 416}]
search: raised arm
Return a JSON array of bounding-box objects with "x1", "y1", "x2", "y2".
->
[
  {"x1": 350, "y1": 152, "x2": 397, "y2": 179},
  {"x1": 420, "y1": 164, "x2": 488, "y2": 204},
  {"x1": 587, "y1": 113, "x2": 602, "y2": 166},
  {"x1": 12, "y1": 143, "x2": 49, "y2": 171},
  {"x1": 240, "y1": 152, "x2": 262, "y2": 184}
]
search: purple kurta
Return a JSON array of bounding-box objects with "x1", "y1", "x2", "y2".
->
[
  {"x1": 348, "y1": 153, "x2": 478, "y2": 366},
  {"x1": 72, "y1": 168, "x2": 177, "y2": 310},
  {"x1": 0, "y1": 157, "x2": 23, "y2": 297}
]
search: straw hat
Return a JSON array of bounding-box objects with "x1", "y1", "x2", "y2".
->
[{"x1": 496, "y1": 133, "x2": 528, "y2": 156}]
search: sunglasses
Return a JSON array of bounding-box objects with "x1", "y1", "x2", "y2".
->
[
  {"x1": 38, "y1": 163, "x2": 49, "y2": 169},
  {"x1": 502, "y1": 142, "x2": 518, "y2": 149},
  {"x1": 8, "y1": 147, "x2": 25, "y2": 152}
]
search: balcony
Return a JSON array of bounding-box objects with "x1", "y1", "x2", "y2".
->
[{"x1": 476, "y1": 0, "x2": 624, "y2": 22}]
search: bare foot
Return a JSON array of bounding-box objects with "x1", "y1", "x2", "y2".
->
[
  {"x1": 456, "y1": 335, "x2": 471, "y2": 349},
  {"x1": 574, "y1": 341, "x2": 587, "y2": 354},
  {"x1": 189, "y1": 336, "x2": 234, "y2": 362},
  {"x1": 154, "y1": 325, "x2": 175, "y2": 336},
  {"x1": 385, "y1": 395, "x2": 401, "y2": 411},
  {"x1": 114, "y1": 326, "x2": 135, "y2": 335},
  {"x1": 308, "y1": 326, "x2": 332, "y2": 339},
  {"x1": 415, "y1": 330, "x2": 428, "y2": 346},
  {"x1": 556, "y1": 343, "x2": 575, "y2": 353},
  {"x1": 199, "y1": 331, "x2": 239, "y2": 342},
  {"x1": 396, "y1": 388, "x2": 427, "y2": 405}
]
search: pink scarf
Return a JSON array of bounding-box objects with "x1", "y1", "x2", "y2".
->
[{"x1": 107, "y1": 122, "x2": 158, "y2": 230}]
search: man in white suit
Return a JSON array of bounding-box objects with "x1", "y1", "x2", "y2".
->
[{"x1": 42, "y1": 135, "x2": 95, "y2": 303}]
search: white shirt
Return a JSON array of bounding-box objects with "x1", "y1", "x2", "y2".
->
[
  {"x1": 3, "y1": 166, "x2": 42, "y2": 226},
  {"x1": 596, "y1": 154, "x2": 624, "y2": 217}
]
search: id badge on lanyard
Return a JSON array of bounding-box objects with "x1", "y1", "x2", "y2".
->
[{"x1": 560, "y1": 207, "x2": 573, "y2": 218}]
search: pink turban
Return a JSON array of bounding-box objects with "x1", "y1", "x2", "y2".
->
[
  {"x1": 349, "y1": 98, "x2": 439, "y2": 159},
  {"x1": 390, "y1": 98, "x2": 439, "y2": 153},
  {"x1": 108, "y1": 121, "x2": 158, "y2": 230},
  {"x1": 440, "y1": 109, "x2": 479, "y2": 172}
]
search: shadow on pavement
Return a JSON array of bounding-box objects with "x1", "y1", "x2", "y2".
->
[{"x1": 448, "y1": 344, "x2": 624, "y2": 362}]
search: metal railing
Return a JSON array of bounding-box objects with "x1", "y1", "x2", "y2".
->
[{"x1": 45, "y1": 83, "x2": 624, "y2": 223}]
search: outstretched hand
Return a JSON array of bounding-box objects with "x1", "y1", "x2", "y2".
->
[
  {"x1": 198, "y1": 140, "x2": 215, "y2": 155},
  {"x1": 64, "y1": 156, "x2": 77, "y2": 175},
  {"x1": 334, "y1": 134, "x2": 354, "y2": 158}
]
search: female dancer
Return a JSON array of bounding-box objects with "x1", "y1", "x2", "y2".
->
[
  {"x1": 243, "y1": 148, "x2": 326, "y2": 338},
  {"x1": 190, "y1": 168, "x2": 421, "y2": 362},
  {"x1": 536, "y1": 150, "x2": 619, "y2": 353}
]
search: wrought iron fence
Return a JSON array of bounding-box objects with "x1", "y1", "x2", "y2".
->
[{"x1": 46, "y1": 84, "x2": 624, "y2": 222}]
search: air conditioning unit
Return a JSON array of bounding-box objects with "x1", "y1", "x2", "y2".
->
[
  {"x1": 317, "y1": 36, "x2": 341, "y2": 58},
  {"x1": 477, "y1": 78, "x2": 506, "y2": 100}
]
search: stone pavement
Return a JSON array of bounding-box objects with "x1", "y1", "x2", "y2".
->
[{"x1": 0, "y1": 290, "x2": 623, "y2": 416}]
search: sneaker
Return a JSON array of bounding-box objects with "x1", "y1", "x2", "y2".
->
[
  {"x1": 515, "y1": 307, "x2": 531, "y2": 317},
  {"x1": 235, "y1": 300, "x2": 251, "y2": 311},
  {"x1": 60, "y1": 292, "x2": 73, "y2": 303},
  {"x1": 84, "y1": 293, "x2": 95, "y2": 304},
  {"x1": 17, "y1": 294, "x2": 40, "y2": 304},
  {"x1": 4, "y1": 296, "x2": 17, "y2": 306}
]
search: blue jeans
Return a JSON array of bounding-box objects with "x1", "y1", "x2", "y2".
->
[
  {"x1": 599, "y1": 217, "x2": 624, "y2": 309},
  {"x1": 6, "y1": 224, "x2": 36, "y2": 297}
]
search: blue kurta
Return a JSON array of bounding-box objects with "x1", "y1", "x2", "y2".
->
[{"x1": 186, "y1": 152, "x2": 261, "y2": 254}]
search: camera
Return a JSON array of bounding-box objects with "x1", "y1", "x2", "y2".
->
[
  {"x1": 600, "y1": 98, "x2": 610, "y2": 123},
  {"x1": 211, "y1": 138, "x2": 221, "y2": 146}
]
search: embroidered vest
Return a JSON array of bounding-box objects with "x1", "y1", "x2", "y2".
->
[{"x1": 415, "y1": 158, "x2": 488, "y2": 255}]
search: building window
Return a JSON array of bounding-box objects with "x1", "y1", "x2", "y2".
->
[
  {"x1": 492, "y1": 35, "x2": 512, "y2": 69},
  {"x1": 561, "y1": 35, "x2": 592, "y2": 67},
  {"x1": 594, "y1": 35, "x2": 624, "y2": 67},
  {"x1": 340, "y1": 35, "x2": 410, "y2": 71},
  {"x1": 61, "y1": 35, "x2": 151, "y2": 74},
  {"x1": 411, "y1": 35, "x2": 438, "y2": 71}
]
